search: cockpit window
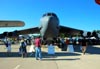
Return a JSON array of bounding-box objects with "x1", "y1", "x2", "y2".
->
[{"x1": 42, "y1": 13, "x2": 57, "y2": 18}]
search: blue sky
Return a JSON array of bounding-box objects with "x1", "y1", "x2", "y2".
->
[{"x1": 0, "y1": 0, "x2": 100, "y2": 34}]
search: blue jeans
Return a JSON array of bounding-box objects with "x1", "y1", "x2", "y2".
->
[{"x1": 35, "y1": 47, "x2": 42, "y2": 59}]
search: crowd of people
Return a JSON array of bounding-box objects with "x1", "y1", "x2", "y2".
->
[
  {"x1": 3, "y1": 35, "x2": 97, "y2": 60},
  {"x1": 3, "y1": 36, "x2": 42, "y2": 60}
]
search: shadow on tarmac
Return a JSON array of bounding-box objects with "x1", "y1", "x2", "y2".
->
[
  {"x1": 42, "y1": 52, "x2": 81, "y2": 58},
  {"x1": 0, "y1": 52, "x2": 22, "y2": 57},
  {"x1": 0, "y1": 52, "x2": 80, "y2": 58},
  {"x1": 42, "y1": 58, "x2": 80, "y2": 61},
  {"x1": 74, "y1": 45, "x2": 100, "y2": 54},
  {"x1": 0, "y1": 45, "x2": 100, "y2": 58},
  {"x1": 86, "y1": 46, "x2": 100, "y2": 54}
]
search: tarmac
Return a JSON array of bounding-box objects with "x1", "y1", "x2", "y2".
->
[{"x1": 0, "y1": 44, "x2": 100, "y2": 69}]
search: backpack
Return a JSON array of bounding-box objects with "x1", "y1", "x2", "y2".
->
[{"x1": 21, "y1": 42, "x2": 26, "y2": 47}]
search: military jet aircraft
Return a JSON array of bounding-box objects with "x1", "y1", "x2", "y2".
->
[
  {"x1": 0, "y1": 12, "x2": 83, "y2": 40},
  {"x1": 15, "y1": 12, "x2": 83, "y2": 40}
]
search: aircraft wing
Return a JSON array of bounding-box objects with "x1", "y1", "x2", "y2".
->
[
  {"x1": 1, "y1": 25, "x2": 83, "y2": 37},
  {"x1": 17, "y1": 26, "x2": 83, "y2": 35},
  {"x1": 0, "y1": 27, "x2": 40, "y2": 38},
  {"x1": 11, "y1": 26, "x2": 82, "y2": 36},
  {"x1": 0, "y1": 20, "x2": 25, "y2": 27},
  {"x1": 17, "y1": 27, "x2": 40, "y2": 35},
  {"x1": 59, "y1": 26, "x2": 83, "y2": 35}
]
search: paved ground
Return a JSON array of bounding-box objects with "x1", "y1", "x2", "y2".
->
[{"x1": 0, "y1": 44, "x2": 100, "y2": 69}]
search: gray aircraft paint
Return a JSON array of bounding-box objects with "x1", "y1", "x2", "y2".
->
[{"x1": 39, "y1": 14, "x2": 59, "y2": 40}]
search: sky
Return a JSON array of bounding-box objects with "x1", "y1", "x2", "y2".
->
[{"x1": 0, "y1": 0, "x2": 100, "y2": 34}]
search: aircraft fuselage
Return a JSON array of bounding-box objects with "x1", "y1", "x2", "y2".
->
[{"x1": 39, "y1": 13, "x2": 59, "y2": 40}]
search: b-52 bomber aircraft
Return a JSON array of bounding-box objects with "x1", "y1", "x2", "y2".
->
[{"x1": 0, "y1": 12, "x2": 83, "y2": 40}]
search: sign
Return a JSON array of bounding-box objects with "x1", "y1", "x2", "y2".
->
[
  {"x1": 29, "y1": 45, "x2": 35, "y2": 52},
  {"x1": 67, "y1": 45, "x2": 74, "y2": 53},
  {"x1": 48, "y1": 44, "x2": 55, "y2": 54}
]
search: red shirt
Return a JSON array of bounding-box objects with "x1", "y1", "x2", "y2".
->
[
  {"x1": 66, "y1": 39, "x2": 69, "y2": 45},
  {"x1": 34, "y1": 38, "x2": 41, "y2": 47}
]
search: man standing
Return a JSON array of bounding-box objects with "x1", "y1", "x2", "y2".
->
[
  {"x1": 4, "y1": 37, "x2": 11, "y2": 56},
  {"x1": 34, "y1": 36, "x2": 42, "y2": 60},
  {"x1": 19, "y1": 37, "x2": 27, "y2": 57}
]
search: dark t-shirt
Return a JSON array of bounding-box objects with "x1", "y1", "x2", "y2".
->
[{"x1": 81, "y1": 39, "x2": 87, "y2": 46}]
